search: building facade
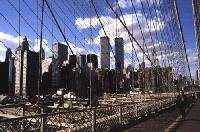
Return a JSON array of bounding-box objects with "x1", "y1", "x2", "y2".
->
[
  {"x1": 100, "y1": 36, "x2": 110, "y2": 69},
  {"x1": 52, "y1": 43, "x2": 68, "y2": 91},
  {"x1": 22, "y1": 50, "x2": 39, "y2": 98},
  {"x1": 87, "y1": 54, "x2": 98, "y2": 69},
  {"x1": 0, "y1": 62, "x2": 9, "y2": 94},
  {"x1": 193, "y1": 0, "x2": 200, "y2": 79},
  {"x1": 77, "y1": 55, "x2": 86, "y2": 68},
  {"x1": 14, "y1": 37, "x2": 29, "y2": 97},
  {"x1": 115, "y1": 38, "x2": 124, "y2": 72},
  {"x1": 14, "y1": 37, "x2": 39, "y2": 98}
]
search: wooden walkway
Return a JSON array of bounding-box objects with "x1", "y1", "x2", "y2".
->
[
  {"x1": 176, "y1": 100, "x2": 200, "y2": 132},
  {"x1": 122, "y1": 106, "x2": 179, "y2": 132},
  {"x1": 123, "y1": 99, "x2": 200, "y2": 132}
]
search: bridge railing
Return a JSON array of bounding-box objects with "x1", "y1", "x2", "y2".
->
[{"x1": 0, "y1": 97, "x2": 177, "y2": 132}]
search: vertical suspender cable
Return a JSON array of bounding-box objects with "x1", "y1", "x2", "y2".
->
[
  {"x1": 38, "y1": 0, "x2": 45, "y2": 104},
  {"x1": 89, "y1": 0, "x2": 92, "y2": 107},
  {"x1": 18, "y1": 0, "x2": 23, "y2": 96}
]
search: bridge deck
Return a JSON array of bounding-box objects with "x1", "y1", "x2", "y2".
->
[
  {"x1": 176, "y1": 100, "x2": 200, "y2": 132},
  {"x1": 122, "y1": 106, "x2": 179, "y2": 132},
  {"x1": 123, "y1": 99, "x2": 200, "y2": 132},
  {"x1": 0, "y1": 113, "x2": 21, "y2": 119}
]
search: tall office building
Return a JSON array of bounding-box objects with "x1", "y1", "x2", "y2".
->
[
  {"x1": 5, "y1": 48, "x2": 12, "y2": 62},
  {"x1": 52, "y1": 43, "x2": 68, "y2": 91},
  {"x1": 22, "y1": 50, "x2": 39, "y2": 98},
  {"x1": 5, "y1": 48, "x2": 15, "y2": 94},
  {"x1": 193, "y1": 0, "x2": 200, "y2": 80},
  {"x1": 69, "y1": 55, "x2": 77, "y2": 68},
  {"x1": 15, "y1": 37, "x2": 29, "y2": 97},
  {"x1": 14, "y1": 37, "x2": 39, "y2": 98},
  {"x1": 8, "y1": 57, "x2": 15, "y2": 95},
  {"x1": 21, "y1": 36, "x2": 29, "y2": 51},
  {"x1": 41, "y1": 48, "x2": 45, "y2": 60},
  {"x1": 115, "y1": 38, "x2": 124, "y2": 72},
  {"x1": 100, "y1": 36, "x2": 110, "y2": 69},
  {"x1": 41, "y1": 57, "x2": 52, "y2": 95},
  {"x1": 77, "y1": 55, "x2": 86, "y2": 68},
  {"x1": 0, "y1": 61, "x2": 9, "y2": 94},
  {"x1": 87, "y1": 54, "x2": 98, "y2": 69},
  {"x1": 151, "y1": 48, "x2": 158, "y2": 66}
]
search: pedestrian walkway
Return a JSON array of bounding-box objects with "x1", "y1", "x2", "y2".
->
[
  {"x1": 122, "y1": 99, "x2": 200, "y2": 132},
  {"x1": 176, "y1": 100, "x2": 200, "y2": 132},
  {"x1": 123, "y1": 107, "x2": 180, "y2": 132}
]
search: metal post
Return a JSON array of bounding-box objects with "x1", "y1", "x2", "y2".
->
[
  {"x1": 40, "y1": 107, "x2": 47, "y2": 132},
  {"x1": 20, "y1": 105, "x2": 25, "y2": 116},
  {"x1": 119, "y1": 104, "x2": 122, "y2": 124},
  {"x1": 20, "y1": 105, "x2": 25, "y2": 131},
  {"x1": 135, "y1": 104, "x2": 138, "y2": 117},
  {"x1": 92, "y1": 109, "x2": 96, "y2": 132}
]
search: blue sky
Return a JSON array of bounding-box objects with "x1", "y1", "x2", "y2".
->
[
  {"x1": 0, "y1": 0, "x2": 198, "y2": 79},
  {"x1": 177, "y1": 0, "x2": 197, "y2": 79}
]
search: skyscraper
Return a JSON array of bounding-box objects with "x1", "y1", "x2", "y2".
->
[
  {"x1": 115, "y1": 38, "x2": 124, "y2": 72},
  {"x1": 77, "y1": 55, "x2": 86, "y2": 68},
  {"x1": 21, "y1": 36, "x2": 29, "y2": 51},
  {"x1": 69, "y1": 55, "x2": 77, "y2": 68},
  {"x1": 14, "y1": 37, "x2": 39, "y2": 98},
  {"x1": 151, "y1": 48, "x2": 158, "y2": 66},
  {"x1": 100, "y1": 36, "x2": 110, "y2": 69},
  {"x1": 8, "y1": 57, "x2": 15, "y2": 95},
  {"x1": 5, "y1": 48, "x2": 15, "y2": 94},
  {"x1": 41, "y1": 57, "x2": 52, "y2": 95},
  {"x1": 87, "y1": 54, "x2": 98, "y2": 69},
  {"x1": 15, "y1": 37, "x2": 29, "y2": 96},
  {"x1": 52, "y1": 43, "x2": 68, "y2": 91},
  {"x1": 14, "y1": 49, "x2": 23, "y2": 96},
  {"x1": 193, "y1": 0, "x2": 200, "y2": 80},
  {"x1": 0, "y1": 61, "x2": 9, "y2": 94},
  {"x1": 5, "y1": 48, "x2": 12, "y2": 62},
  {"x1": 22, "y1": 50, "x2": 39, "y2": 98}
]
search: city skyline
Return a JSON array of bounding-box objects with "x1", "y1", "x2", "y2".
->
[
  {"x1": 0, "y1": 0, "x2": 196, "y2": 79},
  {"x1": 1, "y1": 1, "x2": 200, "y2": 131}
]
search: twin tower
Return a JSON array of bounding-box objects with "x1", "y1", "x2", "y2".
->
[{"x1": 100, "y1": 36, "x2": 124, "y2": 71}]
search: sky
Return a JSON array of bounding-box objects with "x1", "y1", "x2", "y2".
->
[{"x1": 0, "y1": 0, "x2": 198, "y2": 79}]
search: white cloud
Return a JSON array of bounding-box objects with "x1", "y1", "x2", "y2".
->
[
  {"x1": 0, "y1": 55, "x2": 4, "y2": 62},
  {"x1": 62, "y1": 41, "x2": 87, "y2": 55},
  {"x1": 187, "y1": 49, "x2": 198, "y2": 65},
  {"x1": 75, "y1": 16, "x2": 114, "y2": 29},
  {"x1": 32, "y1": 38, "x2": 52, "y2": 57},
  {"x1": 116, "y1": 0, "x2": 163, "y2": 9},
  {"x1": 0, "y1": 32, "x2": 22, "y2": 51},
  {"x1": 117, "y1": 0, "x2": 132, "y2": 9},
  {"x1": 0, "y1": 32, "x2": 53, "y2": 58},
  {"x1": 0, "y1": 45, "x2": 6, "y2": 52},
  {"x1": 90, "y1": 13, "x2": 164, "y2": 46},
  {"x1": 75, "y1": 8, "x2": 168, "y2": 69},
  {"x1": 33, "y1": 39, "x2": 48, "y2": 52}
]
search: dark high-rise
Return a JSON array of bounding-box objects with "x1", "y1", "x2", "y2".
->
[
  {"x1": 100, "y1": 36, "x2": 110, "y2": 69},
  {"x1": 5, "y1": 48, "x2": 12, "y2": 62},
  {"x1": 22, "y1": 50, "x2": 39, "y2": 98},
  {"x1": 8, "y1": 57, "x2": 15, "y2": 95},
  {"x1": 87, "y1": 54, "x2": 98, "y2": 69},
  {"x1": 0, "y1": 61, "x2": 9, "y2": 94},
  {"x1": 69, "y1": 55, "x2": 77, "y2": 68},
  {"x1": 115, "y1": 38, "x2": 124, "y2": 72},
  {"x1": 52, "y1": 43, "x2": 68, "y2": 91},
  {"x1": 77, "y1": 55, "x2": 86, "y2": 68}
]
